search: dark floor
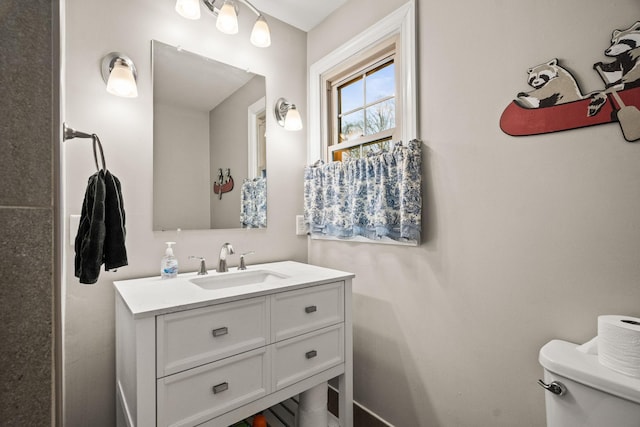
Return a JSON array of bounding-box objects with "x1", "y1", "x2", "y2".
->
[{"x1": 329, "y1": 387, "x2": 388, "y2": 427}]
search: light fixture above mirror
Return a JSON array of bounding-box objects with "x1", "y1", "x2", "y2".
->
[{"x1": 175, "y1": 0, "x2": 271, "y2": 48}]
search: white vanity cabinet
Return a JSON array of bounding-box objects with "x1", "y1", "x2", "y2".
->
[{"x1": 114, "y1": 261, "x2": 353, "y2": 427}]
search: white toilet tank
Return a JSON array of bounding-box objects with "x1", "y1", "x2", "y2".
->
[{"x1": 539, "y1": 340, "x2": 640, "y2": 427}]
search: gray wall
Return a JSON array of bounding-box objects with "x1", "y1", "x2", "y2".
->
[
  {"x1": 308, "y1": 0, "x2": 640, "y2": 426},
  {"x1": 0, "y1": 0, "x2": 57, "y2": 425},
  {"x1": 62, "y1": 0, "x2": 307, "y2": 424},
  {"x1": 154, "y1": 102, "x2": 211, "y2": 230}
]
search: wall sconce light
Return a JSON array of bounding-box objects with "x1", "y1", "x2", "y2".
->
[
  {"x1": 274, "y1": 97, "x2": 303, "y2": 131},
  {"x1": 175, "y1": 0, "x2": 201, "y2": 19},
  {"x1": 101, "y1": 52, "x2": 138, "y2": 98},
  {"x1": 175, "y1": 0, "x2": 271, "y2": 48}
]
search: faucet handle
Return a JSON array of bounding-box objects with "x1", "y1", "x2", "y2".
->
[
  {"x1": 188, "y1": 256, "x2": 208, "y2": 275},
  {"x1": 238, "y1": 251, "x2": 255, "y2": 270}
]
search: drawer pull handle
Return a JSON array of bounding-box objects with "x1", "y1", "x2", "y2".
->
[
  {"x1": 212, "y1": 382, "x2": 229, "y2": 394},
  {"x1": 212, "y1": 327, "x2": 228, "y2": 337},
  {"x1": 305, "y1": 305, "x2": 317, "y2": 314},
  {"x1": 305, "y1": 350, "x2": 317, "y2": 359}
]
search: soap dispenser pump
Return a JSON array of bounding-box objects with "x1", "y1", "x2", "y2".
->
[{"x1": 161, "y1": 241, "x2": 178, "y2": 279}]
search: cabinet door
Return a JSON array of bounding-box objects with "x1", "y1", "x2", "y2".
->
[
  {"x1": 157, "y1": 347, "x2": 270, "y2": 427},
  {"x1": 272, "y1": 324, "x2": 344, "y2": 390},
  {"x1": 157, "y1": 297, "x2": 269, "y2": 377},
  {"x1": 271, "y1": 282, "x2": 344, "y2": 342}
]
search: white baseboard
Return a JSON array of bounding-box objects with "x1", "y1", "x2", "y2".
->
[{"x1": 353, "y1": 399, "x2": 395, "y2": 427}]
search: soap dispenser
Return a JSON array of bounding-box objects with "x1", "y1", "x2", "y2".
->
[{"x1": 161, "y1": 242, "x2": 178, "y2": 279}]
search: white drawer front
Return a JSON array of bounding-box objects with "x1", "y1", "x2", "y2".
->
[
  {"x1": 273, "y1": 324, "x2": 344, "y2": 390},
  {"x1": 157, "y1": 297, "x2": 269, "y2": 377},
  {"x1": 271, "y1": 282, "x2": 344, "y2": 342},
  {"x1": 157, "y1": 347, "x2": 270, "y2": 427}
]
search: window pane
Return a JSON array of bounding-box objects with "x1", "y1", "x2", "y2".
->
[
  {"x1": 339, "y1": 77, "x2": 363, "y2": 114},
  {"x1": 365, "y1": 98, "x2": 395, "y2": 135},
  {"x1": 340, "y1": 110, "x2": 364, "y2": 142},
  {"x1": 362, "y1": 138, "x2": 391, "y2": 156},
  {"x1": 332, "y1": 146, "x2": 361, "y2": 161},
  {"x1": 366, "y1": 62, "x2": 394, "y2": 103}
]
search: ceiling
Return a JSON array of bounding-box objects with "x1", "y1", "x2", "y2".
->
[{"x1": 249, "y1": 0, "x2": 348, "y2": 32}]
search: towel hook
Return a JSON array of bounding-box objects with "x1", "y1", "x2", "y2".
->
[
  {"x1": 92, "y1": 135, "x2": 106, "y2": 172},
  {"x1": 63, "y1": 123, "x2": 107, "y2": 172}
]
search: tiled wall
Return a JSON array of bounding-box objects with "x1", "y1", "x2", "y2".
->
[{"x1": 0, "y1": 1, "x2": 56, "y2": 424}]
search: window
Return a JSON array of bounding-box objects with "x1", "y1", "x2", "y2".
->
[
  {"x1": 305, "y1": 1, "x2": 419, "y2": 245},
  {"x1": 308, "y1": 1, "x2": 416, "y2": 164},
  {"x1": 328, "y1": 47, "x2": 398, "y2": 161}
]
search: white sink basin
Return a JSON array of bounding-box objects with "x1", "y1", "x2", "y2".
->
[{"x1": 189, "y1": 269, "x2": 290, "y2": 290}]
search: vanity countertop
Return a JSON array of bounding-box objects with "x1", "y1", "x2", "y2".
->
[{"x1": 114, "y1": 260, "x2": 354, "y2": 319}]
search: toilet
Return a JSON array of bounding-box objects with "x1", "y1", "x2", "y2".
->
[{"x1": 539, "y1": 340, "x2": 640, "y2": 427}]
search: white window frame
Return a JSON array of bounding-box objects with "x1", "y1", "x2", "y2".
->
[
  {"x1": 307, "y1": 1, "x2": 417, "y2": 164},
  {"x1": 247, "y1": 96, "x2": 266, "y2": 179}
]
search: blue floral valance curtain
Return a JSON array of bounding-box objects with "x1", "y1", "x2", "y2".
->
[
  {"x1": 240, "y1": 177, "x2": 267, "y2": 228},
  {"x1": 304, "y1": 139, "x2": 421, "y2": 243}
]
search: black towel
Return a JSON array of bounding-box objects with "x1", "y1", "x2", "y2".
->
[
  {"x1": 75, "y1": 170, "x2": 127, "y2": 284},
  {"x1": 103, "y1": 171, "x2": 127, "y2": 270}
]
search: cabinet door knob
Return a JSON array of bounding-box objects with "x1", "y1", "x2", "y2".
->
[
  {"x1": 212, "y1": 382, "x2": 229, "y2": 394},
  {"x1": 305, "y1": 305, "x2": 317, "y2": 314},
  {"x1": 305, "y1": 350, "x2": 318, "y2": 359},
  {"x1": 212, "y1": 327, "x2": 228, "y2": 337}
]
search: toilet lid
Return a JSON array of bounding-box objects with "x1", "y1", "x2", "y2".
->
[{"x1": 539, "y1": 340, "x2": 640, "y2": 404}]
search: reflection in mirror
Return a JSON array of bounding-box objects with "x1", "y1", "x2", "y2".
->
[{"x1": 152, "y1": 40, "x2": 267, "y2": 231}]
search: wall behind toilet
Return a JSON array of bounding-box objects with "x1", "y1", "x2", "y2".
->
[
  {"x1": 62, "y1": 0, "x2": 307, "y2": 424},
  {"x1": 308, "y1": 0, "x2": 640, "y2": 426}
]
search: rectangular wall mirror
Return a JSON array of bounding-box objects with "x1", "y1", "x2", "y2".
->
[{"x1": 152, "y1": 40, "x2": 267, "y2": 231}]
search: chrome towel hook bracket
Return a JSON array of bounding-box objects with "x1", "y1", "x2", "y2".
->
[
  {"x1": 63, "y1": 122, "x2": 107, "y2": 172},
  {"x1": 63, "y1": 122, "x2": 92, "y2": 141}
]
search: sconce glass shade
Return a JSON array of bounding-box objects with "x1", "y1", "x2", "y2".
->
[
  {"x1": 216, "y1": 0, "x2": 239, "y2": 34},
  {"x1": 250, "y1": 15, "x2": 271, "y2": 48},
  {"x1": 284, "y1": 104, "x2": 303, "y2": 131},
  {"x1": 102, "y1": 54, "x2": 138, "y2": 98},
  {"x1": 175, "y1": 0, "x2": 201, "y2": 19}
]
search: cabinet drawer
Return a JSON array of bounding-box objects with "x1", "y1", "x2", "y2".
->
[
  {"x1": 273, "y1": 324, "x2": 344, "y2": 390},
  {"x1": 157, "y1": 297, "x2": 269, "y2": 377},
  {"x1": 271, "y1": 282, "x2": 343, "y2": 342},
  {"x1": 157, "y1": 347, "x2": 270, "y2": 427}
]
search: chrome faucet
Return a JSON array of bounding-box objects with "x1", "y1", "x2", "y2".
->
[{"x1": 218, "y1": 243, "x2": 235, "y2": 272}]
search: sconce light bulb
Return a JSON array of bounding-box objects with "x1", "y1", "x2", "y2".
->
[
  {"x1": 250, "y1": 15, "x2": 271, "y2": 48},
  {"x1": 216, "y1": 1, "x2": 239, "y2": 35},
  {"x1": 284, "y1": 104, "x2": 303, "y2": 131},
  {"x1": 106, "y1": 59, "x2": 138, "y2": 98},
  {"x1": 175, "y1": 0, "x2": 201, "y2": 20}
]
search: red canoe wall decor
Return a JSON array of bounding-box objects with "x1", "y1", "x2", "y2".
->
[
  {"x1": 500, "y1": 21, "x2": 640, "y2": 143},
  {"x1": 213, "y1": 168, "x2": 234, "y2": 199}
]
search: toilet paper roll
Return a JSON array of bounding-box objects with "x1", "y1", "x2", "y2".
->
[
  {"x1": 296, "y1": 407, "x2": 328, "y2": 427},
  {"x1": 296, "y1": 382, "x2": 328, "y2": 427},
  {"x1": 298, "y1": 382, "x2": 328, "y2": 412},
  {"x1": 598, "y1": 315, "x2": 640, "y2": 378}
]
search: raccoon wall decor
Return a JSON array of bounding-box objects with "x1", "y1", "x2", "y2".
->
[
  {"x1": 516, "y1": 59, "x2": 585, "y2": 108},
  {"x1": 500, "y1": 20, "x2": 640, "y2": 142}
]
